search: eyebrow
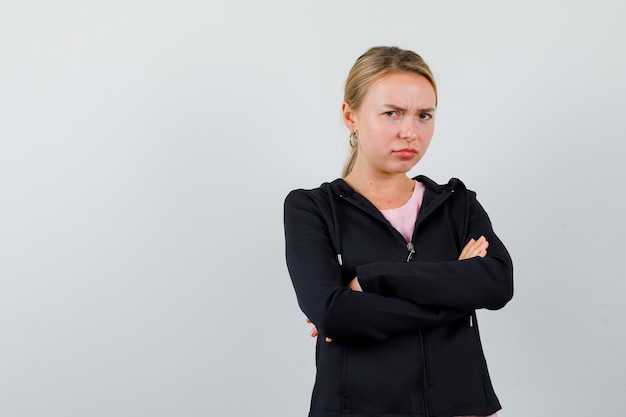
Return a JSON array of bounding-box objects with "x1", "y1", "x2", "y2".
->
[{"x1": 382, "y1": 104, "x2": 436, "y2": 113}]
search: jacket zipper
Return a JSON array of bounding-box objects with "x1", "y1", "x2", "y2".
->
[
  {"x1": 406, "y1": 241, "x2": 415, "y2": 262},
  {"x1": 410, "y1": 243, "x2": 429, "y2": 417},
  {"x1": 336, "y1": 183, "x2": 456, "y2": 257},
  {"x1": 338, "y1": 189, "x2": 447, "y2": 417},
  {"x1": 339, "y1": 194, "x2": 418, "y2": 256}
]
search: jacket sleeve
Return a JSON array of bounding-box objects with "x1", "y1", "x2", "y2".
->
[
  {"x1": 284, "y1": 189, "x2": 467, "y2": 341},
  {"x1": 357, "y1": 191, "x2": 513, "y2": 311}
]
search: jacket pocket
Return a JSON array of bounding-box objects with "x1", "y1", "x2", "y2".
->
[
  {"x1": 343, "y1": 334, "x2": 424, "y2": 414},
  {"x1": 425, "y1": 315, "x2": 493, "y2": 414}
]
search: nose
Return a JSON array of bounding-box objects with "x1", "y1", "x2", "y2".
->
[{"x1": 399, "y1": 118, "x2": 419, "y2": 142}]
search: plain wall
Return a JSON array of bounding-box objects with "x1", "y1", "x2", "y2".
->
[{"x1": 1, "y1": 1, "x2": 625, "y2": 416}]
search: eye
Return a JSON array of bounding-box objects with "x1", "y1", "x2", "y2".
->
[
  {"x1": 419, "y1": 112, "x2": 433, "y2": 120},
  {"x1": 383, "y1": 111, "x2": 400, "y2": 117}
]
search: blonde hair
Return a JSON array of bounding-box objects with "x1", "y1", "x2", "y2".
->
[{"x1": 342, "y1": 46, "x2": 437, "y2": 177}]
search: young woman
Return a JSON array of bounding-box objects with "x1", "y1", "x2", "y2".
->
[{"x1": 284, "y1": 46, "x2": 513, "y2": 417}]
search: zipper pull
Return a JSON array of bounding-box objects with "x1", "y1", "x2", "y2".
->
[{"x1": 406, "y1": 242, "x2": 415, "y2": 262}]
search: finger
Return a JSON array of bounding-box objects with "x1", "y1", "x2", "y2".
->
[
  {"x1": 459, "y1": 237, "x2": 490, "y2": 260},
  {"x1": 348, "y1": 277, "x2": 363, "y2": 292},
  {"x1": 310, "y1": 327, "x2": 319, "y2": 337},
  {"x1": 325, "y1": 337, "x2": 333, "y2": 343},
  {"x1": 458, "y1": 238, "x2": 475, "y2": 260},
  {"x1": 476, "y1": 237, "x2": 488, "y2": 253},
  {"x1": 460, "y1": 239, "x2": 482, "y2": 260},
  {"x1": 474, "y1": 245, "x2": 487, "y2": 258},
  {"x1": 305, "y1": 317, "x2": 312, "y2": 324}
]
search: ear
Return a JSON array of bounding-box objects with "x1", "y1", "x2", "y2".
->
[{"x1": 342, "y1": 102, "x2": 357, "y2": 131}]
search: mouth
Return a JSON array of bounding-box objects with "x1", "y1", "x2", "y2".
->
[{"x1": 393, "y1": 148, "x2": 418, "y2": 159}]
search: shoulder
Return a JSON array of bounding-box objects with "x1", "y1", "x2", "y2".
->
[
  {"x1": 284, "y1": 180, "x2": 347, "y2": 234},
  {"x1": 284, "y1": 179, "x2": 346, "y2": 212},
  {"x1": 285, "y1": 180, "x2": 332, "y2": 204}
]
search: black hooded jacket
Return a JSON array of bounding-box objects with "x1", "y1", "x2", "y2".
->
[{"x1": 284, "y1": 175, "x2": 513, "y2": 417}]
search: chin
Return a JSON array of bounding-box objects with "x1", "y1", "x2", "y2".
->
[{"x1": 396, "y1": 161, "x2": 420, "y2": 173}]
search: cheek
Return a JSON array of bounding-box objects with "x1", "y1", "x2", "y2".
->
[
  {"x1": 423, "y1": 125, "x2": 435, "y2": 141},
  {"x1": 362, "y1": 118, "x2": 385, "y2": 132},
  {"x1": 359, "y1": 122, "x2": 387, "y2": 143}
]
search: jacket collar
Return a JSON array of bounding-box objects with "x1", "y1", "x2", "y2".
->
[
  {"x1": 415, "y1": 175, "x2": 460, "y2": 213},
  {"x1": 327, "y1": 175, "x2": 461, "y2": 224},
  {"x1": 328, "y1": 175, "x2": 460, "y2": 198}
]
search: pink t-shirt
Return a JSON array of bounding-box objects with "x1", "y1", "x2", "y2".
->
[
  {"x1": 380, "y1": 180, "x2": 425, "y2": 242},
  {"x1": 380, "y1": 181, "x2": 498, "y2": 417}
]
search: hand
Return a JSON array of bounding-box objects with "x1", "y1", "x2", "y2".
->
[
  {"x1": 306, "y1": 317, "x2": 332, "y2": 343},
  {"x1": 347, "y1": 276, "x2": 362, "y2": 292},
  {"x1": 458, "y1": 235, "x2": 489, "y2": 260}
]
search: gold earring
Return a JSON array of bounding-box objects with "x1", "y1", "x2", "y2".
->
[{"x1": 349, "y1": 131, "x2": 358, "y2": 148}]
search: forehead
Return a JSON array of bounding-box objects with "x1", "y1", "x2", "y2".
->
[{"x1": 364, "y1": 72, "x2": 436, "y2": 106}]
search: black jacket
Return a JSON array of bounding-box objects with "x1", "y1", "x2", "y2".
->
[{"x1": 284, "y1": 176, "x2": 513, "y2": 417}]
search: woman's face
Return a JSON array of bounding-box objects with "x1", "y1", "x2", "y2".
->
[{"x1": 343, "y1": 71, "x2": 437, "y2": 176}]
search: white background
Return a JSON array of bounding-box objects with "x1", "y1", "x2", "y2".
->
[{"x1": 1, "y1": 1, "x2": 625, "y2": 416}]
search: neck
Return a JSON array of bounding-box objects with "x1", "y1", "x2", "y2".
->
[
  {"x1": 345, "y1": 174, "x2": 412, "y2": 193},
  {"x1": 344, "y1": 171, "x2": 415, "y2": 213},
  {"x1": 344, "y1": 165, "x2": 414, "y2": 194}
]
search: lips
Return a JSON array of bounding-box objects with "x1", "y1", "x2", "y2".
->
[{"x1": 393, "y1": 148, "x2": 417, "y2": 159}]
